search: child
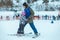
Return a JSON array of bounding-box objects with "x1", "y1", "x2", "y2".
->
[
  {"x1": 20, "y1": 12, "x2": 27, "y2": 24},
  {"x1": 17, "y1": 11, "x2": 27, "y2": 34}
]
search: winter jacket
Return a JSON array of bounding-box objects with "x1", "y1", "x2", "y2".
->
[{"x1": 24, "y1": 7, "x2": 34, "y2": 23}]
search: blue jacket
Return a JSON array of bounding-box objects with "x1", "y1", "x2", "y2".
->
[{"x1": 24, "y1": 7, "x2": 31, "y2": 19}]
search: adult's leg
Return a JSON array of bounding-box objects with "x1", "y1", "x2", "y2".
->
[{"x1": 29, "y1": 22, "x2": 38, "y2": 34}]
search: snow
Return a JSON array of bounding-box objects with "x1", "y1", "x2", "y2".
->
[
  {"x1": 34, "y1": 11, "x2": 58, "y2": 16},
  {"x1": 0, "y1": 11, "x2": 60, "y2": 40},
  {"x1": 0, "y1": 20, "x2": 60, "y2": 40}
]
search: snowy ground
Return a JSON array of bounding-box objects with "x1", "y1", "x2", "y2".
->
[{"x1": 0, "y1": 20, "x2": 60, "y2": 40}]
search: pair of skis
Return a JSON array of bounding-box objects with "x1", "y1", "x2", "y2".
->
[{"x1": 8, "y1": 32, "x2": 40, "y2": 38}]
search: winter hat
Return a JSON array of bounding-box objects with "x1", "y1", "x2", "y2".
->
[{"x1": 22, "y1": 11, "x2": 26, "y2": 16}]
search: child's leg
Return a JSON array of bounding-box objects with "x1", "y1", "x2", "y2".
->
[
  {"x1": 17, "y1": 22, "x2": 27, "y2": 34},
  {"x1": 17, "y1": 24, "x2": 24, "y2": 34}
]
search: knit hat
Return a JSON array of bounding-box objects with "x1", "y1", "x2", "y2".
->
[{"x1": 22, "y1": 11, "x2": 26, "y2": 16}]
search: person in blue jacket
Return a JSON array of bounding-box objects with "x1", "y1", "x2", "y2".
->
[{"x1": 17, "y1": 2, "x2": 38, "y2": 36}]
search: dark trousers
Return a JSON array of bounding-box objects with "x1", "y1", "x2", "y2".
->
[{"x1": 17, "y1": 21, "x2": 38, "y2": 34}]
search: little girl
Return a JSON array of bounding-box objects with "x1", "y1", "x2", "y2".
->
[
  {"x1": 17, "y1": 11, "x2": 27, "y2": 34},
  {"x1": 20, "y1": 12, "x2": 27, "y2": 24}
]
